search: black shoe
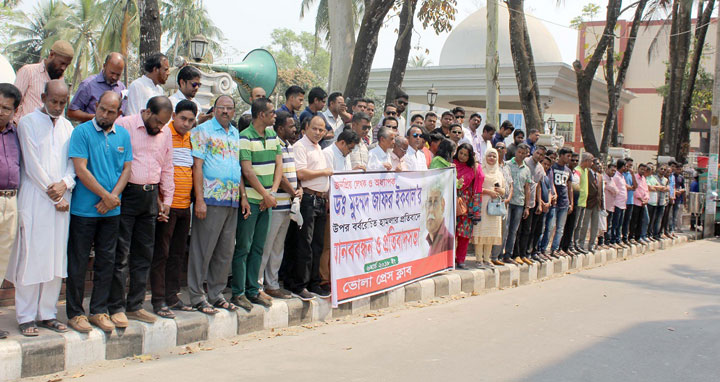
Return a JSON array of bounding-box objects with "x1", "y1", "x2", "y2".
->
[
  {"x1": 0, "y1": 328, "x2": 7, "y2": 339},
  {"x1": 248, "y1": 293, "x2": 273, "y2": 308},
  {"x1": 293, "y1": 288, "x2": 316, "y2": 301},
  {"x1": 309, "y1": 285, "x2": 331, "y2": 298},
  {"x1": 456, "y1": 262, "x2": 469, "y2": 270}
]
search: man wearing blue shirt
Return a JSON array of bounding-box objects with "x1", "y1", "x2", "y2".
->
[{"x1": 66, "y1": 91, "x2": 132, "y2": 333}]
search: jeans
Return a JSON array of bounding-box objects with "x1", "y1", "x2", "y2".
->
[
  {"x1": 151, "y1": 207, "x2": 191, "y2": 308},
  {"x1": 640, "y1": 205, "x2": 650, "y2": 239},
  {"x1": 109, "y1": 185, "x2": 158, "y2": 314},
  {"x1": 604, "y1": 210, "x2": 615, "y2": 244},
  {"x1": 622, "y1": 204, "x2": 634, "y2": 241},
  {"x1": 629, "y1": 204, "x2": 644, "y2": 241},
  {"x1": 66, "y1": 215, "x2": 119, "y2": 320},
  {"x1": 529, "y1": 209, "x2": 546, "y2": 254},
  {"x1": 287, "y1": 193, "x2": 327, "y2": 293},
  {"x1": 651, "y1": 205, "x2": 666, "y2": 238},
  {"x1": 538, "y1": 206, "x2": 558, "y2": 252},
  {"x1": 560, "y1": 205, "x2": 578, "y2": 251},
  {"x1": 503, "y1": 204, "x2": 525, "y2": 257},
  {"x1": 548, "y1": 207, "x2": 568, "y2": 251},
  {"x1": 610, "y1": 208, "x2": 625, "y2": 244},
  {"x1": 232, "y1": 203, "x2": 271, "y2": 298},
  {"x1": 517, "y1": 207, "x2": 535, "y2": 257},
  {"x1": 670, "y1": 202, "x2": 682, "y2": 232},
  {"x1": 491, "y1": 211, "x2": 510, "y2": 260}
]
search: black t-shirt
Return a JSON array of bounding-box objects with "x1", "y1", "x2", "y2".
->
[
  {"x1": 431, "y1": 127, "x2": 449, "y2": 138},
  {"x1": 552, "y1": 163, "x2": 570, "y2": 208}
]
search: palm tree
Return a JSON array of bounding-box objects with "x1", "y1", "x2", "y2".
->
[
  {"x1": 63, "y1": 0, "x2": 106, "y2": 91},
  {"x1": 408, "y1": 54, "x2": 431, "y2": 68},
  {"x1": 99, "y1": 0, "x2": 139, "y2": 59},
  {"x1": 4, "y1": 0, "x2": 70, "y2": 70},
  {"x1": 300, "y1": 0, "x2": 363, "y2": 45},
  {"x1": 161, "y1": 0, "x2": 224, "y2": 63}
]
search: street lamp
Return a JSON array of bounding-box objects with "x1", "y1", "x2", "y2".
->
[
  {"x1": 189, "y1": 34, "x2": 209, "y2": 62},
  {"x1": 427, "y1": 85, "x2": 438, "y2": 111},
  {"x1": 617, "y1": 133, "x2": 624, "y2": 146},
  {"x1": 545, "y1": 116, "x2": 556, "y2": 135}
]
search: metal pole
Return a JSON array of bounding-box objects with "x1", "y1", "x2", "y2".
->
[
  {"x1": 486, "y1": 0, "x2": 500, "y2": 128},
  {"x1": 704, "y1": 21, "x2": 720, "y2": 237}
]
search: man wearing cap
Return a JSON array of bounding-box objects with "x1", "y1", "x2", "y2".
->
[
  {"x1": 13, "y1": 40, "x2": 74, "y2": 122},
  {"x1": 67, "y1": 53, "x2": 127, "y2": 123}
]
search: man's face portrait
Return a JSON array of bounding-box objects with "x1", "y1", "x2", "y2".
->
[{"x1": 425, "y1": 188, "x2": 445, "y2": 236}]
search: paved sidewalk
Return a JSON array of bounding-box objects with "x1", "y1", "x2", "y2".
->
[{"x1": 0, "y1": 233, "x2": 701, "y2": 380}]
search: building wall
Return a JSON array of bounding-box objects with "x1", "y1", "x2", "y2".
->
[{"x1": 578, "y1": 18, "x2": 717, "y2": 163}]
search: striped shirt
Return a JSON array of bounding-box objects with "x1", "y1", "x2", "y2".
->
[
  {"x1": 238, "y1": 124, "x2": 281, "y2": 204},
  {"x1": 13, "y1": 62, "x2": 56, "y2": 123},
  {"x1": 115, "y1": 114, "x2": 175, "y2": 206},
  {"x1": 275, "y1": 139, "x2": 297, "y2": 210},
  {"x1": 169, "y1": 121, "x2": 193, "y2": 209}
]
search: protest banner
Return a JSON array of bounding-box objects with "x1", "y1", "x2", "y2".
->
[{"x1": 329, "y1": 168, "x2": 456, "y2": 307}]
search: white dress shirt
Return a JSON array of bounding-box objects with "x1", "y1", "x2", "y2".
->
[
  {"x1": 405, "y1": 146, "x2": 428, "y2": 171},
  {"x1": 323, "y1": 143, "x2": 351, "y2": 172},
  {"x1": 169, "y1": 90, "x2": 203, "y2": 115},
  {"x1": 126, "y1": 75, "x2": 164, "y2": 115},
  {"x1": 367, "y1": 145, "x2": 391, "y2": 171}
]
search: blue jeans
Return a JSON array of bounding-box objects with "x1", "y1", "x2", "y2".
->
[
  {"x1": 503, "y1": 204, "x2": 525, "y2": 257},
  {"x1": 670, "y1": 202, "x2": 681, "y2": 232},
  {"x1": 611, "y1": 208, "x2": 625, "y2": 244},
  {"x1": 538, "y1": 207, "x2": 557, "y2": 252},
  {"x1": 640, "y1": 205, "x2": 649, "y2": 239},
  {"x1": 544, "y1": 207, "x2": 568, "y2": 252},
  {"x1": 652, "y1": 205, "x2": 666, "y2": 238}
]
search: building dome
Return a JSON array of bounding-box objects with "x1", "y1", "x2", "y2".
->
[{"x1": 439, "y1": 6, "x2": 562, "y2": 66}]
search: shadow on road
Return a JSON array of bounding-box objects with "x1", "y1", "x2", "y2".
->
[{"x1": 520, "y1": 305, "x2": 720, "y2": 382}]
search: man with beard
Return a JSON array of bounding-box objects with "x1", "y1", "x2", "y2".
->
[
  {"x1": 13, "y1": 40, "x2": 74, "y2": 123},
  {"x1": 7, "y1": 80, "x2": 75, "y2": 336},
  {"x1": 108, "y1": 96, "x2": 174, "y2": 326},
  {"x1": 68, "y1": 53, "x2": 126, "y2": 123},
  {"x1": 169, "y1": 65, "x2": 211, "y2": 124},
  {"x1": 65, "y1": 91, "x2": 132, "y2": 333},
  {"x1": 425, "y1": 183, "x2": 453, "y2": 257},
  {"x1": 126, "y1": 53, "x2": 170, "y2": 116}
]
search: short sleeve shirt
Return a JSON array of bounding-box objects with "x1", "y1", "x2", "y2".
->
[
  {"x1": 506, "y1": 157, "x2": 532, "y2": 207},
  {"x1": 69, "y1": 72, "x2": 126, "y2": 115},
  {"x1": 551, "y1": 163, "x2": 570, "y2": 208},
  {"x1": 69, "y1": 120, "x2": 133, "y2": 217},
  {"x1": 523, "y1": 157, "x2": 545, "y2": 209},
  {"x1": 275, "y1": 139, "x2": 297, "y2": 211},
  {"x1": 191, "y1": 118, "x2": 242, "y2": 207},
  {"x1": 294, "y1": 135, "x2": 329, "y2": 192},
  {"x1": 238, "y1": 124, "x2": 281, "y2": 204},
  {"x1": 169, "y1": 122, "x2": 193, "y2": 209}
]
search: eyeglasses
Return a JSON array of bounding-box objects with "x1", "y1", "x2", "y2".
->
[
  {"x1": 384, "y1": 125, "x2": 398, "y2": 130},
  {"x1": 454, "y1": 115, "x2": 465, "y2": 119},
  {"x1": 411, "y1": 133, "x2": 422, "y2": 138},
  {"x1": 451, "y1": 131, "x2": 463, "y2": 135},
  {"x1": 191, "y1": 82, "x2": 202, "y2": 88},
  {"x1": 496, "y1": 146, "x2": 506, "y2": 150},
  {"x1": 397, "y1": 100, "x2": 408, "y2": 106},
  {"x1": 362, "y1": 125, "x2": 371, "y2": 131},
  {"x1": 386, "y1": 111, "x2": 397, "y2": 116}
]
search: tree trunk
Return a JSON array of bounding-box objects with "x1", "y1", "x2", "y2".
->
[
  {"x1": 385, "y1": 0, "x2": 416, "y2": 105},
  {"x1": 327, "y1": 0, "x2": 355, "y2": 93},
  {"x1": 677, "y1": 0, "x2": 714, "y2": 162},
  {"x1": 121, "y1": 0, "x2": 131, "y2": 84},
  {"x1": 573, "y1": 0, "x2": 621, "y2": 157},
  {"x1": 344, "y1": 0, "x2": 395, "y2": 102},
  {"x1": 138, "y1": 0, "x2": 161, "y2": 76},
  {"x1": 601, "y1": 0, "x2": 648, "y2": 155},
  {"x1": 486, "y1": 0, "x2": 499, "y2": 127},
  {"x1": 506, "y1": 0, "x2": 544, "y2": 134}
]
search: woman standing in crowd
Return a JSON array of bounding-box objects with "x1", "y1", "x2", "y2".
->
[
  {"x1": 430, "y1": 139, "x2": 455, "y2": 169},
  {"x1": 474, "y1": 147, "x2": 505, "y2": 268},
  {"x1": 453, "y1": 143, "x2": 483, "y2": 269}
]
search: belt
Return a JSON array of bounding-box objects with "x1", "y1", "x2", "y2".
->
[
  {"x1": 303, "y1": 187, "x2": 328, "y2": 199},
  {"x1": 0, "y1": 189, "x2": 17, "y2": 197},
  {"x1": 126, "y1": 183, "x2": 159, "y2": 192}
]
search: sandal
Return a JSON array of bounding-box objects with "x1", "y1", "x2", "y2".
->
[
  {"x1": 193, "y1": 301, "x2": 218, "y2": 315},
  {"x1": 168, "y1": 300, "x2": 194, "y2": 312},
  {"x1": 213, "y1": 299, "x2": 238, "y2": 312},
  {"x1": 19, "y1": 322, "x2": 38, "y2": 337},
  {"x1": 37, "y1": 319, "x2": 68, "y2": 333},
  {"x1": 153, "y1": 306, "x2": 176, "y2": 319}
]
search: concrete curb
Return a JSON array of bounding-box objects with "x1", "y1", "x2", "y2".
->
[{"x1": 0, "y1": 232, "x2": 701, "y2": 381}]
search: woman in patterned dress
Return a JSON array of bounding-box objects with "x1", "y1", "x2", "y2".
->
[{"x1": 453, "y1": 143, "x2": 484, "y2": 269}]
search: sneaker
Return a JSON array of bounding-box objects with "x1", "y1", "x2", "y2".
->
[
  {"x1": 293, "y1": 288, "x2": 316, "y2": 301},
  {"x1": 126, "y1": 309, "x2": 157, "y2": 324},
  {"x1": 231, "y1": 295, "x2": 254, "y2": 312},
  {"x1": 265, "y1": 288, "x2": 292, "y2": 299},
  {"x1": 68, "y1": 315, "x2": 93, "y2": 333},
  {"x1": 110, "y1": 312, "x2": 129, "y2": 328},
  {"x1": 89, "y1": 313, "x2": 115, "y2": 332},
  {"x1": 320, "y1": 284, "x2": 332, "y2": 295},
  {"x1": 309, "y1": 285, "x2": 331, "y2": 298},
  {"x1": 248, "y1": 293, "x2": 273, "y2": 308}
]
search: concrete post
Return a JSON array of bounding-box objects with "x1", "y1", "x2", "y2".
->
[{"x1": 486, "y1": 0, "x2": 499, "y2": 128}]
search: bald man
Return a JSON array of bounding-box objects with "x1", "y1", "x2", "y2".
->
[
  {"x1": 241, "y1": 87, "x2": 267, "y2": 115},
  {"x1": 68, "y1": 52, "x2": 127, "y2": 123},
  {"x1": 14, "y1": 40, "x2": 74, "y2": 123},
  {"x1": 6, "y1": 80, "x2": 75, "y2": 335}
]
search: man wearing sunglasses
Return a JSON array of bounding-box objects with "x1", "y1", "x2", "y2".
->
[
  {"x1": 405, "y1": 125, "x2": 428, "y2": 171},
  {"x1": 394, "y1": 90, "x2": 409, "y2": 135},
  {"x1": 373, "y1": 103, "x2": 398, "y2": 143},
  {"x1": 169, "y1": 66, "x2": 211, "y2": 124}
]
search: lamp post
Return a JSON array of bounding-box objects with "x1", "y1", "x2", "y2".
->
[
  {"x1": 189, "y1": 34, "x2": 209, "y2": 62},
  {"x1": 545, "y1": 116, "x2": 556, "y2": 135},
  {"x1": 427, "y1": 85, "x2": 438, "y2": 111}
]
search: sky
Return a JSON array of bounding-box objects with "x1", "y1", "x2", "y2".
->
[{"x1": 15, "y1": 0, "x2": 590, "y2": 66}]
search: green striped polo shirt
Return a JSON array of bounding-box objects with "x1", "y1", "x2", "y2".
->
[{"x1": 239, "y1": 124, "x2": 282, "y2": 204}]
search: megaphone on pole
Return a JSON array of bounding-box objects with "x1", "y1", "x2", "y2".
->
[{"x1": 190, "y1": 49, "x2": 278, "y2": 105}]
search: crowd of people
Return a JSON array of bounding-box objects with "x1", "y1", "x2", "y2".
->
[{"x1": 0, "y1": 41, "x2": 686, "y2": 339}]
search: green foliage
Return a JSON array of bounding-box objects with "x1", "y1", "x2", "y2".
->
[
  {"x1": 570, "y1": 3, "x2": 601, "y2": 29},
  {"x1": 161, "y1": 0, "x2": 224, "y2": 63},
  {"x1": 265, "y1": 28, "x2": 330, "y2": 95},
  {"x1": 656, "y1": 54, "x2": 714, "y2": 122},
  {"x1": 4, "y1": 0, "x2": 71, "y2": 71}
]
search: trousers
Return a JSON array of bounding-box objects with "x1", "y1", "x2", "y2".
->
[
  {"x1": 231, "y1": 203, "x2": 271, "y2": 298},
  {"x1": 0, "y1": 195, "x2": 17, "y2": 281},
  {"x1": 503, "y1": 204, "x2": 525, "y2": 257},
  {"x1": 259, "y1": 209, "x2": 291, "y2": 291},
  {"x1": 287, "y1": 194, "x2": 326, "y2": 293},
  {"x1": 578, "y1": 206, "x2": 600, "y2": 251},
  {"x1": 151, "y1": 207, "x2": 191, "y2": 308},
  {"x1": 15, "y1": 277, "x2": 62, "y2": 324}
]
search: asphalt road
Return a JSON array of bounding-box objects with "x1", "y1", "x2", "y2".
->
[{"x1": 32, "y1": 239, "x2": 720, "y2": 382}]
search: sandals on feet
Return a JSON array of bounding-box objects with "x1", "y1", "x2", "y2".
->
[
  {"x1": 193, "y1": 301, "x2": 218, "y2": 315},
  {"x1": 37, "y1": 319, "x2": 68, "y2": 333},
  {"x1": 153, "y1": 306, "x2": 176, "y2": 319},
  {"x1": 213, "y1": 299, "x2": 238, "y2": 312},
  {"x1": 168, "y1": 300, "x2": 194, "y2": 312},
  {"x1": 19, "y1": 322, "x2": 38, "y2": 337}
]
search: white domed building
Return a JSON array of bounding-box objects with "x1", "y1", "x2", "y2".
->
[{"x1": 368, "y1": 6, "x2": 635, "y2": 148}]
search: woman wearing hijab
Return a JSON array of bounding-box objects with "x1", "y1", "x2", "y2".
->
[
  {"x1": 453, "y1": 143, "x2": 484, "y2": 269},
  {"x1": 473, "y1": 146, "x2": 506, "y2": 268}
]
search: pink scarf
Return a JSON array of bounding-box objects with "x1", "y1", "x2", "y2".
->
[{"x1": 454, "y1": 159, "x2": 484, "y2": 194}]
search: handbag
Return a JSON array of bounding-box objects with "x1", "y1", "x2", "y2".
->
[
  {"x1": 456, "y1": 195, "x2": 467, "y2": 217},
  {"x1": 487, "y1": 197, "x2": 507, "y2": 216}
]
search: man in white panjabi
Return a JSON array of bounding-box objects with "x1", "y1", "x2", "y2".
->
[
  {"x1": 367, "y1": 126, "x2": 395, "y2": 171},
  {"x1": 6, "y1": 80, "x2": 75, "y2": 336}
]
